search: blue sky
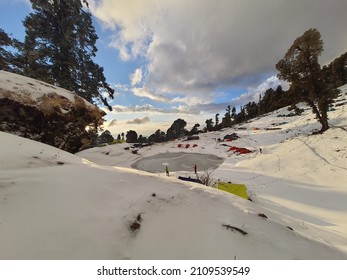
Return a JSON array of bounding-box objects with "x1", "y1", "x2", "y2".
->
[{"x1": 1, "y1": 0, "x2": 347, "y2": 136}]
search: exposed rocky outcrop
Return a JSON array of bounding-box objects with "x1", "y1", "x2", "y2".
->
[{"x1": 0, "y1": 70, "x2": 106, "y2": 153}]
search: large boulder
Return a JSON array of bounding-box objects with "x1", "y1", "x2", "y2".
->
[{"x1": 0, "y1": 70, "x2": 106, "y2": 153}]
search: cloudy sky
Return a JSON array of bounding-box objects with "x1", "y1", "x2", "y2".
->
[{"x1": 1, "y1": 0, "x2": 347, "y2": 136}]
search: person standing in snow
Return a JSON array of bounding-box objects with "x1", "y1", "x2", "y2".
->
[
  {"x1": 165, "y1": 166, "x2": 169, "y2": 176},
  {"x1": 194, "y1": 164, "x2": 197, "y2": 174}
]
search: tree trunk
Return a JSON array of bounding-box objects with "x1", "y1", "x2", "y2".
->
[
  {"x1": 320, "y1": 117, "x2": 329, "y2": 132},
  {"x1": 304, "y1": 97, "x2": 329, "y2": 133}
]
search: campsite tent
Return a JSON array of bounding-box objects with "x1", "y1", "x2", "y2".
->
[
  {"x1": 227, "y1": 146, "x2": 253, "y2": 154},
  {"x1": 178, "y1": 176, "x2": 203, "y2": 185},
  {"x1": 217, "y1": 182, "x2": 248, "y2": 199}
]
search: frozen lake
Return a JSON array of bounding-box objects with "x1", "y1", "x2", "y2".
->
[{"x1": 132, "y1": 152, "x2": 225, "y2": 173}]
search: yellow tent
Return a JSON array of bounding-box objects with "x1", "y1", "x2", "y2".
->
[{"x1": 218, "y1": 182, "x2": 248, "y2": 199}]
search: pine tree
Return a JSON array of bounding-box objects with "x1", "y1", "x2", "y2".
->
[
  {"x1": 21, "y1": 0, "x2": 114, "y2": 110},
  {"x1": 205, "y1": 119, "x2": 214, "y2": 132},
  {"x1": 97, "y1": 130, "x2": 114, "y2": 144},
  {"x1": 234, "y1": 106, "x2": 246, "y2": 124},
  {"x1": 138, "y1": 135, "x2": 147, "y2": 143},
  {"x1": 244, "y1": 102, "x2": 259, "y2": 119},
  {"x1": 149, "y1": 129, "x2": 166, "y2": 143},
  {"x1": 166, "y1": 118, "x2": 187, "y2": 140},
  {"x1": 126, "y1": 130, "x2": 138, "y2": 143},
  {"x1": 322, "y1": 52, "x2": 347, "y2": 88},
  {"x1": 231, "y1": 106, "x2": 236, "y2": 118},
  {"x1": 189, "y1": 123, "x2": 200, "y2": 135},
  {"x1": 0, "y1": 28, "x2": 14, "y2": 70},
  {"x1": 276, "y1": 28, "x2": 338, "y2": 132},
  {"x1": 215, "y1": 113, "x2": 220, "y2": 130},
  {"x1": 221, "y1": 105, "x2": 232, "y2": 128}
]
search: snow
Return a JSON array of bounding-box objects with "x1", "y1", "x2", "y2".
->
[
  {"x1": 1, "y1": 87, "x2": 347, "y2": 259},
  {"x1": 0, "y1": 70, "x2": 95, "y2": 109}
]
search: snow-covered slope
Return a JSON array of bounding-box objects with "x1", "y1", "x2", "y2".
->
[
  {"x1": 1, "y1": 87, "x2": 346, "y2": 260},
  {"x1": 1, "y1": 131, "x2": 347, "y2": 260}
]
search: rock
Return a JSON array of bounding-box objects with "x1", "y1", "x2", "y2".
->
[{"x1": 0, "y1": 70, "x2": 105, "y2": 153}]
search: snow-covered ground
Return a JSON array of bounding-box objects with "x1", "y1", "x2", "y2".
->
[
  {"x1": 1, "y1": 86, "x2": 346, "y2": 259},
  {"x1": 0, "y1": 70, "x2": 95, "y2": 108}
]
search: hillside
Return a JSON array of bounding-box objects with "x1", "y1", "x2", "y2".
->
[
  {"x1": 0, "y1": 86, "x2": 346, "y2": 259},
  {"x1": 0, "y1": 70, "x2": 105, "y2": 152}
]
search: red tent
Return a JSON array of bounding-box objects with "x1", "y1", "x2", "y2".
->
[{"x1": 228, "y1": 146, "x2": 253, "y2": 154}]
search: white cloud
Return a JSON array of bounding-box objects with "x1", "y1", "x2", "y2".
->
[
  {"x1": 225, "y1": 76, "x2": 285, "y2": 110},
  {"x1": 112, "y1": 104, "x2": 179, "y2": 114},
  {"x1": 112, "y1": 104, "x2": 149, "y2": 113},
  {"x1": 108, "y1": 119, "x2": 118, "y2": 127},
  {"x1": 91, "y1": 0, "x2": 347, "y2": 101},
  {"x1": 132, "y1": 87, "x2": 169, "y2": 102},
  {"x1": 130, "y1": 68, "x2": 143, "y2": 86},
  {"x1": 89, "y1": 0, "x2": 159, "y2": 60},
  {"x1": 110, "y1": 76, "x2": 284, "y2": 120},
  {"x1": 113, "y1": 104, "x2": 158, "y2": 113},
  {"x1": 103, "y1": 112, "x2": 170, "y2": 136},
  {"x1": 126, "y1": 116, "x2": 150, "y2": 125},
  {"x1": 111, "y1": 102, "x2": 228, "y2": 118},
  {"x1": 246, "y1": 76, "x2": 282, "y2": 102}
]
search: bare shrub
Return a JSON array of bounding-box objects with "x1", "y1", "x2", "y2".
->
[{"x1": 196, "y1": 169, "x2": 217, "y2": 187}]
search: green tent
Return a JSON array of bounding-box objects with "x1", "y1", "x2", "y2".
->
[{"x1": 218, "y1": 182, "x2": 248, "y2": 199}]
